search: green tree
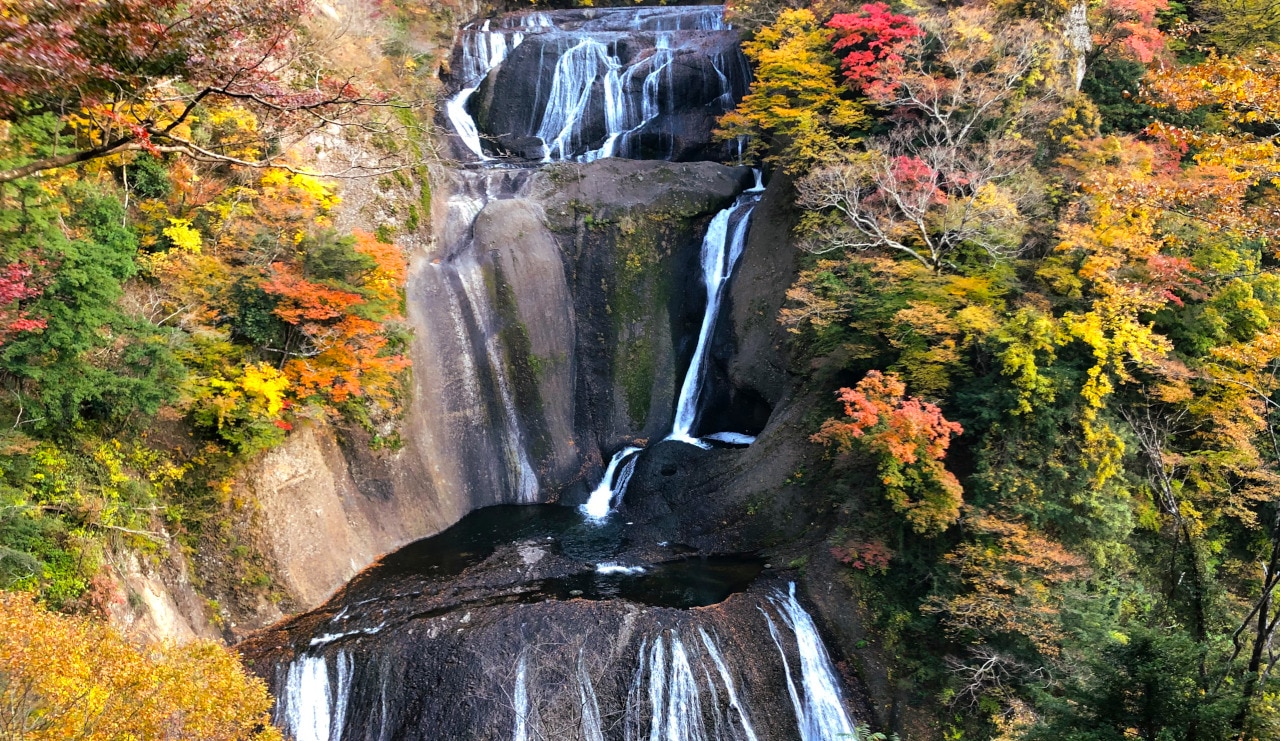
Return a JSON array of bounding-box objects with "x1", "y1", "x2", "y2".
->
[{"x1": 0, "y1": 179, "x2": 182, "y2": 428}]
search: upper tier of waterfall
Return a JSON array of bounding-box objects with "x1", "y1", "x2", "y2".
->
[{"x1": 446, "y1": 5, "x2": 750, "y2": 163}]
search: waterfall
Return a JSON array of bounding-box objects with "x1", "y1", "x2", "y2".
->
[
  {"x1": 578, "y1": 652, "x2": 606, "y2": 741},
  {"x1": 447, "y1": 21, "x2": 524, "y2": 160},
  {"x1": 664, "y1": 634, "x2": 708, "y2": 740},
  {"x1": 668, "y1": 194, "x2": 759, "y2": 446},
  {"x1": 610, "y1": 36, "x2": 675, "y2": 160},
  {"x1": 424, "y1": 171, "x2": 542, "y2": 505},
  {"x1": 581, "y1": 445, "x2": 642, "y2": 519},
  {"x1": 279, "y1": 652, "x2": 352, "y2": 741},
  {"x1": 538, "y1": 33, "x2": 684, "y2": 163},
  {"x1": 584, "y1": 183, "x2": 763, "y2": 521},
  {"x1": 537, "y1": 38, "x2": 617, "y2": 161},
  {"x1": 762, "y1": 584, "x2": 858, "y2": 741},
  {"x1": 617, "y1": 629, "x2": 760, "y2": 741},
  {"x1": 698, "y1": 628, "x2": 760, "y2": 741},
  {"x1": 447, "y1": 6, "x2": 747, "y2": 162},
  {"x1": 513, "y1": 651, "x2": 532, "y2": 741},
  {"x1": 457, "y1": 255, "x2": 541, "y2": 503}
]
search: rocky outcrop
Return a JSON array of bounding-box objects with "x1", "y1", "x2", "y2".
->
[
  {"x1": 408, "y1": 159, "x2": 753, "y2": 516},
  {"x1": 105, "y1": 547, "x2": 222, "y2": 644}
]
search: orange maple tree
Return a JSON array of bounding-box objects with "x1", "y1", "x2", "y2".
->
[
  {"x1": 813, "y1": 370, "x2": 964, "y2": 534},
  {"x1": 261, "y1": 229, "x2": 409, "y2": 408}
]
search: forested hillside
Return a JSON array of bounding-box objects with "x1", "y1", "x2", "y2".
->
[
  {"x1": 0, "y1": 0, "x2": 445, "y2": 735},
  {"x1": 725, "y1": 0, "x2": 1280, "y2": 737}
]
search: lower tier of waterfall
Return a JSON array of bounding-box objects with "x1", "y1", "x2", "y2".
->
[{"x1": 267, "y1": 580, "x2": 857, "y2": 741}]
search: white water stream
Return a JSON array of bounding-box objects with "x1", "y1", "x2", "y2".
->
[
  {"x1": 279, "y1": 652, "x2": 353, "y2": 741},
  {"x1": 762, "y1": 583, "x2": 858, "y2": 741},
  {"x1": 513, "y1": 651, "x2": 532, "y2": 741},
  {"x1": 667, "y1": 193, "x2": 758, "y2": 446},
  {"x1": 584, "y1": 177, "x2": 763, "y2": 522},
  {"x1": 581, "y1": 445, "x2": 642, "y2": 519},
  {"x1": 447, "y1": 21, "x2": 523, "y2": 159}
]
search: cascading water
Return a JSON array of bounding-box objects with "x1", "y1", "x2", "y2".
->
[
  {"x1": 448, "y1": 6, "x2": 747, "y2": 162},
  {"x1": 763, "y1": 584, "x2": 858, "y2": 741},
  {"x1": 418, "y1": 169, "x2": 542, "y2": 505},
  {"x1": 668, "y1": 192, "x2": 759, "y2": 446},
  {"x1": 447, "y1": 21, "x2": 522, "y2": 159},
  {"x1": 699, "y1": 627, "x2": 761, "y2": 741},
  {"x1": 581, "y1": 445, "x2": 642, "y2": 519},
  {"x1": 584, "y1": 625, "x2": 765, "y2": 741},
  {"x1": 278, "y1": 652, "x2": 353, "y2": 741},
  {"x1": 582, "y1": 171, "x2": 765, "y2": 521},
  {"x1": 513, "y1": 651, "x2": 532, "y2": 741},
  {"x1": 456, "y1": 256, "x2": 541, "y2": 503},
  {"x1": 578, "y1": 652, "x2": 606, "y2": 741},
  {"x1": 253, "y1": 8, "x2": 869, "y2": 741}
]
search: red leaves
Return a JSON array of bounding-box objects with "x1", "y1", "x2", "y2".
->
[
  {"x1": 828, "y1": 3, "x2": 922, "y2": 98},
  {"x1": 261, "y1": 264, "x2": 365, "y2": 324},
  {"x1": 0, "y1": 0, "x2": 310, "y2": 118},
  {"x1": 0, "y1": 261, "x2": 46, "y2": 344},
  {"x1": 1144, "y1": 254, "x2": 1202, "y2": 307},
  {"x1": 832, "y1": 539, "x2": 894, "y2": 572},
  {"x1": 1093, "y1": 0, "x2": 1170, "y2": 63}
]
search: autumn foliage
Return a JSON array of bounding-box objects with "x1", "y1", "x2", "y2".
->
[
  {"x1": 924, "y1": 514, "x2": 1089, "y2": 656},
  {"x1": 0, "y1": 591, "x2": 281, "y2": 740},
  {"x1": 265, "y1": 230, "x2": 410, "y2": 407},
  {"x1": 813, "y1": 370, "x2": 963, "y2": 534},
  {"x1": 828, "y1": 3, "x2": 922, "y2": 97},
  {"x1": 0, "y1": 261, "x2": 46, "y2": 342}
]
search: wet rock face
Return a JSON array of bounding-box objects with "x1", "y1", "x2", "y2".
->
[
  {"x1": 407, "y1": 159, "x2": 752, "y2": 513},
  {"x1": 457, "y1": 6, "x2": 750, "y2": 162},
  {"x1": 240, "y1": 503, "x2": 867, "y2": 741}
]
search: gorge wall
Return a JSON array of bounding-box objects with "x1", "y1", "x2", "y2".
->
[{"x1": 116, "y1": 3, "x2": 903, "y2": 736}]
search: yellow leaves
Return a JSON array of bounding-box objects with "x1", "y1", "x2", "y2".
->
[
  {"x1": 0, "y1": 591, "x2": 282, "y2": 741},
  {"x1": 261, "y1": 171, "x2": 341, "y2": 215},
  {"x1": 202, "y1": 104, "x2": 262, "y2": 160},
  {"x1": 716, "y1": 7, "x2": 865, "y2": 168},
  {"x1": 993, "y1": 307, "x2": 1061, "y2": 415},
  {"x1": 162, "y1": 218, "x2": 202, "y2": 253},
  {"x1": 194, "y1": 364, "x2": 289, "y2": 431},
  {"x1": 240, "y1": 363, "x2": 289, "y2": 417}
]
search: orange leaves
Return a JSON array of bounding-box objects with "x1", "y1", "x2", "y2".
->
[
  {"x1": 817, "y1": 370, "x2": 963, "y2": 463},
  {"x1": 924, "y1": 513, "x2": 1088, "y2": 656},
  {"x1": 1142, "y1": 54, "x2": 1280, "y2": 245},
  {"x1": 0, "y1": 591, "x2": 282, "y2": 740},
  {"x1": 260, "y1": 235, "x2": 409, "y2": 410},
  {"x1": 262, "y1": 263, "x2": 366, "y2": 323},
  {"x1": 351, "y1": 228, "x2": 407, "y2": 314},
  {"x1": 814, "y1": 370, "x2": 964, "y2": 535},
  {"x1": 284, "y1": 314, "x2": 409, "y2": 406}
]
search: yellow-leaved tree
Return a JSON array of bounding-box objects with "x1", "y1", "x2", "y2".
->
[
  {"x1": 0, "y1": 592, "x2": 281, "y2": 740},
  {"x1": 715, "y1": 8, "x2": 866, "y2": 167}
]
